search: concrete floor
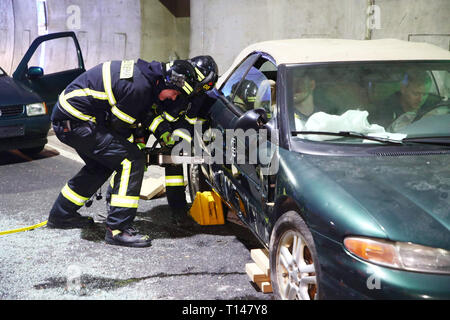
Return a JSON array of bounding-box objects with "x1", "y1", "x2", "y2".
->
[{"x1": 0, "y1": 133, "x2": 274, "y2": 301}]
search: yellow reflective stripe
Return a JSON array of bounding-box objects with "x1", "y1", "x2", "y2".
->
[
  {"x1": 111, "y1": 106, "x2": 136, "y2": 124},
  {"x1": 247, "y1": 97, "x2": 256, "y2": 102},
  {"x1": 127, "y1": 134, "x2": 134, "y2": 143},
  {"x1": 61, "y1": 184, "x2": 89, "y2": 207},
  {"x1": 163, "y1": 112, "x2": 178, "y2": 122},
  {"x1": 195, "y1": 67, "x2": 205, "y2": 81},
  {"x1": 173, "y1": 129, "x2": 192, "y2": 143},
  {"x1": 118, "y1": 159, "x2": 132, "y2": 196},
  {"x1": 110, "y1": 194, "x2": 139, "y2": 208},
  {"x1": 110, "y1": 171, "x2": 117, "y2": 188},
  {"x1": 65, "y1": 88, "x2": 108, "y2": 101},
  {"x1": 165, "y1": 175, "x2": 185, "y2": 187},
  {"x1": 112, "y1": 229, "x2": 122, "y2": 236},
  {"x1": 149, "y1": 115, "x2": 164, "y2": 132},
  {"x1": 182, "y1": 81, "x2": 193, "y2": 95},
  {"x1": 102, "y1": 61, "x2": 117, "y2": 107},
  {"x1": 58, "y1": 92, "x2": 97, "y2": 123},
  {"x1": 185, "y1": 115, "x2": 197, "y2": 125}
]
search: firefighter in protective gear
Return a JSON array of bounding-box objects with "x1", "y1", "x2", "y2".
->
[
  {"x1": 103, "y1": 56, "x2": 218, "y2": 225},
  {"x1": 163, "y1": 56, "x2": 219, "y2": 224},
  {"x1": 47, "y1": 58, "x2": 198, "y2": 247}
]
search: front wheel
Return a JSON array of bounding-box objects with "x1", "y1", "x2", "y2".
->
[{"x1": 269, "y1": 211, "x2": 320, "y2": 300}]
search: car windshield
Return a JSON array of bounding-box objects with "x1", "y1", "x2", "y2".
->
[{"x1": 287, "y1": 61, "x2": 450, "y2": 143}]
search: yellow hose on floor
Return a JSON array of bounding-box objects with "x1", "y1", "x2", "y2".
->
[{"x1": 0, "y1": 220, "x2": 47, "y2": 236}]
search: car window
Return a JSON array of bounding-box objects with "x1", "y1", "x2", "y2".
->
[
  {"x1": 255, "y1": 60, "x2": 277, "y2": 119},
  {"x1": 287, "y1": 61, "x2": 450, "y2": 142},
  {"x1": 221, "y1": 54, "x2": 259, "y2": 106},
  {"x1": 0, "y1": 67, "x2": 5, "y2": 76},
  {"x1": 27, "y1": 37, "x2": 79, "y2": 75},
  {"x1": 222, "y1": 55, "x2": 277, "y2": 115}
]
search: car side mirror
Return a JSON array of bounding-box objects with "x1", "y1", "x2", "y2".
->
[
  {"x1": 26, "y1": 66, "x2": 44, "y2": 80},
  {"x1": 234, "y1": 108, "x2": 268, "y2": 131}
]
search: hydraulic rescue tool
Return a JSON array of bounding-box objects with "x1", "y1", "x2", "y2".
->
[{"x1": 143, "y1": 140, "x2": 205, "y2": 167}]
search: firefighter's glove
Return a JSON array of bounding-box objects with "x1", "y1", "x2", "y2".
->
[
  {"x1": 136, "y1": 142, "x2": 146, "y2": 150},
  {"x1": 136, "y1": 143, "x2": 148, "y2": 171},
  {"x1": 160, "y1": 131, "x2": 175, "y2": 147}
]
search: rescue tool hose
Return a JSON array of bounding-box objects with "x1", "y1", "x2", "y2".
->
[{"x1": 0, "y1": 220, "x2": 48, "y2": 236}]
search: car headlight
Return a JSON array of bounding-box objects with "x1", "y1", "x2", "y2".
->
[
  {"x1": 344, "y1": 236, "x2": 450, "y2": 274},
  {"x1": 26, "y1": 102, "x2": 47, "y2": 116}
]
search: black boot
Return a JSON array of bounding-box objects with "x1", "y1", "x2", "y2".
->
[
  {"x1": 47, "y1": 212, "x2": 94, "y2": 229},
  {"x1": 171, "y1": 206, "x2": 192, "y2": 226},
  {"x1": 105, "y1": 226, "x2": 152, "y2": 247}
]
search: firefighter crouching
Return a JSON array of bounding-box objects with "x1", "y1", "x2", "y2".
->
[
  {"x1": 104, "y1": 56, "x2": 219, "y2": 226},
  {"x1": 47, "y1": 59, "x2": 199, "y2": 247}
]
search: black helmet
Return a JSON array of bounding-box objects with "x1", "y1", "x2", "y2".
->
[
  {"x1": 232, "y1": 79, "x2": 258, "y2": 108},
  {"x1": 189, "y1": 55, "x2": 219, "y2": 92},
  {"x1": 163, "y1": 60, "x2": 198, "y2": 96}
]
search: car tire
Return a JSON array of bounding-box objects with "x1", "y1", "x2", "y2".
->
[
  {"x1": 269, "y1": 211, "x2": 321, "y2": 300},
  {"x1": 19, "y1": 145, "x2": 45, "y2": 156},
  {"x1": 187, "y1": 164, "x2": 211, "y2": 202}
]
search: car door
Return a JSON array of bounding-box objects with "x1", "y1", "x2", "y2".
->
[
  {"x1": 200, "y1": 53, "x2": 260, "y2": 224},
  {"x1": 207, "y1": 53, "x2": 278, "y2": 239},
  {"x1": 12, "y1": 31, "x2": 85, "y2": 112}
]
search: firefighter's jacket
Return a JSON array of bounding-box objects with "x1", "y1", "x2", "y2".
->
[
  {"x1": 51, "y1": 59, "x2": 172, "y2": 143},
  {"x1": 141, "y1": 90, "x2": 218, "y2": 144}
]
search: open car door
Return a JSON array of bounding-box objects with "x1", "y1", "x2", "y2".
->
[{"x1": 13, "y1": 31, "x2": 85, "y2": 112}]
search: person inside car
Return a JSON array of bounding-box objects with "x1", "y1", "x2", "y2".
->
[
  {"x1": 372, "y1": 70, "x2": 440, "y2": 131},
  {"x1": 293, "y1": 74, "x2": 317, "y2": 129}
]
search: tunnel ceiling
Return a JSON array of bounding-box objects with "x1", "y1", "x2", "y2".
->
[{"x1": 159, "y1": 0, "x2": 190, "y2": 17}]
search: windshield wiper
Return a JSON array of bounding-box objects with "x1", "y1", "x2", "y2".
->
[
  {"x1": 402, "y1": 136, "x2": 450, "y2": 146},
  {"x1": 291, "y1": 131, "x2": 404, "y2": 145}
]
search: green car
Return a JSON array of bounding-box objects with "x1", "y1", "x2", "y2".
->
[{"x1": 188, "y1": 39, "x2": 450, "y2": 299}]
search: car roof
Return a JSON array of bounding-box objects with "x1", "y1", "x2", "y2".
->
[{"x1": 217, "y1": 38, "x2": 450, "y2": 87}]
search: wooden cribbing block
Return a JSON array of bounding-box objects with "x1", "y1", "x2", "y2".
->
[
  {"x1": 246, "y1": 248, "x2": 273, "y2": 293},
  {"x1": 257, "y1": 281, "x2": 273, "y2": 294},
  {"x1": 245, "y1": 263, "x2": 270, "y2": 283},
  {"x1": 250, "y1": 249, "x2": 270, "y2": 276},
  {"x1": 140, "y1": 176, "x2": 165, "y2": 200}
]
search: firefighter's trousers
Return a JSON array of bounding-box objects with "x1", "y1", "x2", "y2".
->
[
  {"x1": 165, "y1": 164, "x2": 187, "y2": 210},
  {"x1": 105, "y1": 163, "x2": 187, "y2": 211},
  {"x1": 49, "y1": 120, "x2": 146, "y2": 230}
]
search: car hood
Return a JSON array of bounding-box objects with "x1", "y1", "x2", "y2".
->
[
  {"x1": 304, "y1": 152, "x2": 450, "y2": 248},
  {"x1": 0, "y1": 75, "x2": 42, "y2": 106}
]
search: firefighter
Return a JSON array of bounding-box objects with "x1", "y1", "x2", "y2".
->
[
  {"x1": 103, "y1": 56, "x2": 219, "y2": 226},
  {"x1": 162, "y1": 56, "x2": 219, "y2": 225},
  {"x1": 47, "y1": 58, "x2": 198, "y2": 247}
]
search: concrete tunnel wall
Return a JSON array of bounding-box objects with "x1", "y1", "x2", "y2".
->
[
  {"x1": 1, "y1": 0, "x2": 449, "y2": 77},
  {"x1": 0, "y1": 0, "x2": 190, "y2": 75},
  {"x1": 190, "y1": 0, "x2": 450, "y2": 74}
]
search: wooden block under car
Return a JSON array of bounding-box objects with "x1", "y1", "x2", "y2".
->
[
  {"x1": 246, "y1": 249, "x2": 273, "y2": 293},
  {"x1": 139, "y1": 176, "x2": 165, "y2": 200},
  {"x1": 257, "y1": 281, "x2": 273, "y2": 294},
  {"x1": 245, "y1": 263, "x2": 270, "y2": 283},
  {"x1": 250, "y1": 249, "x2": 270, "y2": 276}
]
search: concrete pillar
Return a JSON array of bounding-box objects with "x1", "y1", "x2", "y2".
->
[
  {"x1": 9, "y1": 0, "x2": 39, "y2": 75},
  {"x1": 0, "y1": 0, "x2": 15, "y2": 74},
  {"x1": 140, "y1": 0, "x2": 190, "y2": 62}
]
